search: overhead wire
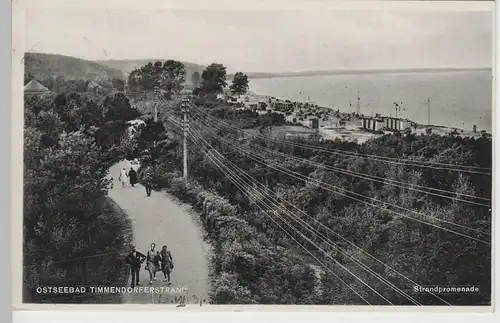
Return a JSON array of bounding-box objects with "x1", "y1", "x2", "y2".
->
[
  {"x1": 187, "y1": 112, "x2": 490, "y2": 243},
  {"x1": 189, "y1": 104, "x2": 491, "y2": 175},
  {"x1": 189, "y1": 105, "x2": 491, "y2": 204},
  {"x1": 189, "y1": 119, "x2": 452, "y2": 305},
  {"x1": 191, "y1": 107, "x2": 490, "y2": 205},
  {"x1": 189, "y1": 123, "x2": 425, "y2": 306},
  {"x1": 188, "y1": 129, "x2": 378, "y2": 305}
]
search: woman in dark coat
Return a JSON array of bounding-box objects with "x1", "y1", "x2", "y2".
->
[
  {"x1": 160, "y1": 245, "x2": 174, "y2": 284},
  {"x1": 128, "y1": 167, "x2": 138, "y2": 187}
]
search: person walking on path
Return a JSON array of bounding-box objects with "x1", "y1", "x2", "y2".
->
[
  {"x1": 142, "y1": 171, "x2": 153, "y2": 197},
  {"x1": 119, "y1": 167, "x2": 128, "y2": 188},
  {"x1": 160, "y1": 245, "x2": 174, "y2": 284},
  {"x1": 129, "y1": 167, "x2": 138, "y2": 187},
  {"x1": 125, "y1": 246, "x2": 146, "y2": 288},
  {"x1": 145, "y1": 243, "x2": 158, "y2": 284}
]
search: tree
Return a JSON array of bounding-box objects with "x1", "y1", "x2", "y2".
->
[
  {"x1": 192, "y1": 87, "x2": 203, "y2": 97},
  {"x1": 201, "y1": 63, "x2": 227, "y2": 94},
  {"x1": 230, "y1": 72, "x2": 249, "y2": 96},
  {"x1": 112, "y1": 77, "x2": 125, "y2": 92},
  {"x1": 95, "y1": 92, "x2": 141, "y2": 149},
  {"x1": 159, "y1": 60, "x2": 186, "y2": 99},
  {"x1": 128, "y1": 60, "x2": 186, "y2": 99},
  {"x1": 128, "y1": 61, "x2": 163, "y2": 92},
  {"x1": 23, "y1": 89, "x2": 137, "y2": 302},
  {"x1": 192, "y1": 71, "x2": 201, "y2": 88}
]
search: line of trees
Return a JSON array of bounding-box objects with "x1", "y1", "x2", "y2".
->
[
  {"x1": 191, "y1": 63, "x2": 249, "y2": 97},
  {"x1": 127, "y1": 60, "x2": 186, "y2": 99},
  {"x1": 23, "y1": 91, "x2": 141, "y2": 302},
  {"x1": 127, "y1": 60, "x2": 250, "y2": 99}
]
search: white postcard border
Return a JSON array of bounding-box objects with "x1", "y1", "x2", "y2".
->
[{"x1": 10, "y1": 0, "x2": 499, "y2": 316}]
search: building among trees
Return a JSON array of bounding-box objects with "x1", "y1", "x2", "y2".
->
[
  {"x1": 309, "y1": 118, "x2": 319, "y2": 129},
  {"x1": 361, "y1": 116, "x2": 385, "y2": 132},
  {"x1": 383, "y1": 116, "x2": 412, "y2": 132},
  {"x1": 85, "y1": 80, "x2": 104, "y2": 94},
  {"x1": 24, "y1": 79, "x2": 50, "y2": 95}
]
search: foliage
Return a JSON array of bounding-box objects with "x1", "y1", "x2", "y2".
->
[
  {"x1": 145, "y1": 113, "x2": 492, "y2": 305},
  {"x1": 128, "y1": 61, "x2": 163, "y2": 91},
  {"x1": 112, "y1": 78, "x2": 125, "y2": 92},
  {"x1": 190, "y1": 100, "x2": 286, "y2": 129},
  {"x1": 128, "y1": 60, "x2": 186, "y2": 98},
  {"x1": 23, "y1": 91, "x2": 137, "y2": 302},
  {"x1": 201, "y1": 63, "x2": 228, "y2": 94},
  {"x1": 159, "y1": 60, "x2": 187, "y2": 99},
  {"x1": 192, "y1": 87, "x2": 203, "y2": 96},
  {"x1": 229, "y1": 72, "x2": 249, "y2": 96},
  {"x1": 95, "y1": 92, "x2": 142, "y2": 150}
]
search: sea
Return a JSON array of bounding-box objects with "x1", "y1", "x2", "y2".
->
[{"x1": 249, "y1": 70, "x2": 493, "y2": 133}]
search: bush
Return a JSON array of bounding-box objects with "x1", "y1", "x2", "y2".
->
[
  {"x1": 23, "y1": 92, "x2": 139, "y2": 303},
  {"x1": 210, "y1": 273, "x2": 256, "y2": 304},
  {"x1": 169, "y1": 177, "x2": 189, "y2": 200},
  {"x1": 144, "y1": 116, "x2": 492, "y2": 305}
]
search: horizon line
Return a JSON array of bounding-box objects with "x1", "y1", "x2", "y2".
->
[{"x1": 26, "y1": 51, "x2": 492, "y2": 75}]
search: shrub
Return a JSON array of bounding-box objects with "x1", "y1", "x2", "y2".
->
[
  {"x1": 169, "y1": 177, "x2": 189, "y2": 200},
  {"x1": 210, "y1": 273, "x2": 256, "y2": 304}
]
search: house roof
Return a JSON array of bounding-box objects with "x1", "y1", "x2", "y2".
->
[
  {"x1": 87, "y1": 80, "x2": 102, "y2": 89},
  {"x1": 362, "y1": 116, "x2": 384, "y2": 121},
  {"x1": 24, "y1": 79, "x2": 49, "y2": 93}
]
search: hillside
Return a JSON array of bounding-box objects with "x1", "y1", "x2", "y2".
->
[
  {"x1": 24, "y1": 53, "x2": 123, "y2": 82},
  {"x1": 96, "y1": 59, "x2": 205, "y2": 86}
]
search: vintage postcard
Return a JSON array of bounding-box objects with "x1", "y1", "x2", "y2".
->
[{"x1": 12, "y1": 0, "x2": 495, "y2": 310}]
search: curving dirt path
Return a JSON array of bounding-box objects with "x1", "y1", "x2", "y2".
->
[{"x1": 108, "y1": 161, "x2": 209, "y2": 304}]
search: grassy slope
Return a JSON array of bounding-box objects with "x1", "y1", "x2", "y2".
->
[{"x1": 25, "y1": 52, "x2": 124, "y2": 82}]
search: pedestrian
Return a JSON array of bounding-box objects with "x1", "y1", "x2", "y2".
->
[
  {"x1": 129, "y1": 167, "x2": 138, "y2": 187},
  {"x1": 145, "y1": 243, "x2": 157, "y2": 284},
  {"x1": 473, "y1": 124, "x2": 477, "y2": 133},
  {"x1": 125, "y1": 246, "x2": 146, "y2": 288},
  {"x1": 160, "y1": 245, "x2": 174, "y2": 284},
  {"x1": 154, "y1": 251, "x2": 162, "y2": 273},
  {"x1": 119, "y1": 167, "x2": 128, "y2": 188},
  {"x1": 142, "y1": 171, "x2": 153, "y2": 197}
]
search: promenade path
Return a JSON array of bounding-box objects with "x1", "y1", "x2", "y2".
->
[{"x1": 108, "y1": 160, "x2": 210, "y2": 304}]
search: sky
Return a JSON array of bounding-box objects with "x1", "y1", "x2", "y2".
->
[{"x1": 25, "y1": 6, "x2": 494, "y2": 73}]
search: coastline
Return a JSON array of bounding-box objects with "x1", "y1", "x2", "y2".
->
[
  {"x1": 243, "y1": 67, "x2": 492, "y2": 80},
  {"x1": 245, "y1": 67, "x2": 492, "y2": 134},
  {"x1": 242, "y1": 89, "x2": 489, "y2": 144}
]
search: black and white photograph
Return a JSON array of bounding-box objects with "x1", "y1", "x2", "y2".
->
[{"x1": 16, "y1": 0, "x2": 494, "y2": 307}]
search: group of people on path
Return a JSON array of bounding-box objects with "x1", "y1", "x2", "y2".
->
[
  {"x1": 118, "y1": 166, "x2": 153, "y2": 197},
  {"x1": 125, "y1": 243, "x2": 174, "y2": 287}
]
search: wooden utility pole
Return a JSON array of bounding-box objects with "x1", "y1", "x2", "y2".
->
[
  {"x1": 356, "y1": 91, "x2": 360, "y2": 115},
  {"x1": 181, "y1": 97, "x2": 190, "y2": 180},
  {"x1": 427, "y1": 98, "x2": 431, "y2": 126},
  {"x1": 153, "y1": 86, "x2": 159, "y2": 122},
  {"x1": 124, "y1": 72, "x2": 128, "y2": 95}
]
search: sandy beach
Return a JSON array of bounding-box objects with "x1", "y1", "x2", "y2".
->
[{"x1": 241, "y1": 90, "x2": 489, "y2": 144}]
